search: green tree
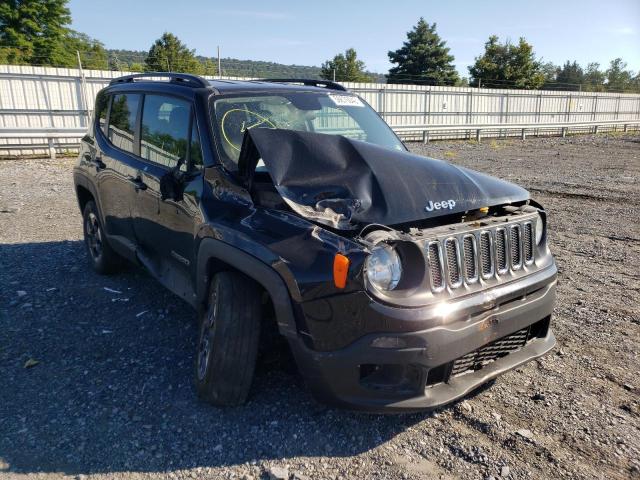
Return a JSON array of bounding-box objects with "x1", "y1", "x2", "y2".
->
[
  {"x1": 606, "y1": 58, "x2": 634, "y2": 91},
  {"x1": 64, "y1": 32, "x2": 108, "y2": 69},
  {"x1": 539, "y1": 61, "x2": 557, "y2": 89},
  {"x1": 387, "y1": 18, "x2": 458, "y2": 85},
  {"x1": 0, "y1": 0, "x2": 107, "y2": 69},
  {"x1": 555, "y1": 61, "x2": 583, "y2": 90},
  {"x1": 468, "y1": 36, "x2": 544, "y2": 89},
  {"x1": 632, "y1": 72, "x2": 640, "y2": 92},
  {"x1": 200, "y1": 58, "x2": 217, "y2": 77},
  {"x1": 0, "y1": 0, "x2": 71, "y2": 65},
  {"x1": 583, "y1": 62, "x2": 606, "y2": 91},
  {"x1": 320, "y1": 48, "x2": 371, "y2": 82},
  {"x1": 144, "y1": 32, "x2": 203, "y2": 74}
]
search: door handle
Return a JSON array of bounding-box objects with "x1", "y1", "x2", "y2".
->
[
  {"x1": 84, "y1": 153, "x2": 106, "y2": 171},
  {"x1": 129, "y1": 175, "x2": 148, "y2": 191},
  {"x1": 94, "y1": 157, "x2": 106, "y2": 170}
]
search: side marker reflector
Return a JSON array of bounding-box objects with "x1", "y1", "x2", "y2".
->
[{"x1": 333, "y1": 254, "x2": 350, "y2": 289}]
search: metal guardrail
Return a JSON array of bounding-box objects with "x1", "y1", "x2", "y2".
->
[
  {"x1": 393, "y1": 119, "x2": 640, "y2": 143},
  {"x1": 1, "y1": 120, "x2": 639, "y2": 158},
  {"x1": 0, "y1": 128, "x2": 86, "y2": 159}
]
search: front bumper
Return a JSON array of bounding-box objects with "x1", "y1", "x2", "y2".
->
[{"x1": 289, "y1": 264, "x2": 557, "y2": 413}]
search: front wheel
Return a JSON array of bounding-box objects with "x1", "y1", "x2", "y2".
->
[{"x1": 195, "y1": 271, "x2": 261, "y2": 406}]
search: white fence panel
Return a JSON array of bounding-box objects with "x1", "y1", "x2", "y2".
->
[{"x1": 1, "y1": 65, "x2": 640, "y2": 156}]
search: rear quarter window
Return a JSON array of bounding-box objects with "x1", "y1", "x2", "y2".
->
[
  {"x1": 95, "y1": 90, "x2": 109, "y2": 133},
  {"x1": 108, "y1": 93, "x2": 141, "y2": 154}
]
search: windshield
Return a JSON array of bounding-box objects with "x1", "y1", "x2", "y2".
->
[{"x1": 210, "y1": 92, "x2": 405, "y2": 166}]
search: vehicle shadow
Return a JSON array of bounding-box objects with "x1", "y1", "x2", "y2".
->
[{"x1": 0, "y1": 240, "x2": 474, "y2": 476}]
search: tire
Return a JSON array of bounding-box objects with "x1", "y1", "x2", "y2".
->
[
  {"x1": 195, "y1": 271, "x2": 261, "y2": 406},
  {"x1": 82, "y1": 200, "x2": 123, "y2": 274}
]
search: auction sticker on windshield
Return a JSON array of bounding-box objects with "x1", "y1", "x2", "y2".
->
[{"x1": 328, "y1": 94, "x2": 365, "y2": 107}]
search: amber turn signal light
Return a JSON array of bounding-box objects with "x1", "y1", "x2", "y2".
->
[{"x1": 333, "y1": 254, "x2": 350, "y2": 289}]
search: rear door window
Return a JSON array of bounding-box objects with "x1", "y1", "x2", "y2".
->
[
  {"x1": 108, "y1": 93, "x2": 141, "y2": 154},
  {"x1": 140, "y1": 94, "x2": 190, "y2": 169}
]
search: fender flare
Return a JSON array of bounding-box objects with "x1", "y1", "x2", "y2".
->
[
  {"x1": 196, "y1": 238, "x2": 298, "y2": 338},
  {"x1": 73, "y1": 171, "x2": 110, "y2": 228},
  {"x1": 73, "y1": 172, "x2": 99, "y2": 211}
]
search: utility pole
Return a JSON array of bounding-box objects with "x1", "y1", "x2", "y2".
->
[
  {"x1": 76, "y1": 51, "x2": 91, "y2": 126},
  {"x1": 333, "y1": 68, "x2": 336, "y2": 82},
  {"x1": 478, "y1": 78, "x2": 482, "y2": 89},
  {"x1": 217, "y1": 46, "x2": 221, "y2": 78}
]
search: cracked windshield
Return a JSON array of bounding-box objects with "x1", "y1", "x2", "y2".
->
[{"x1": 212, "y1": 92, "x2": 405, "y2": 165}]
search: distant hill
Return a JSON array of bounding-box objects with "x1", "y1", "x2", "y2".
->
[{"x1": 107, "y1": 49, "x2": 386, "y2": 82}]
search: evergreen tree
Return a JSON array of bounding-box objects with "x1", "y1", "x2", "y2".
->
[
  {"x1": 0, "y1": 0, "x2": 108, "y2": 68},
  {"x1": 144, "y1": 33, "x2": 204, "y2": 74},
  {"x1": 387, "y1": 18, "x2": 459, "y2": 85},
  {"x1": 321, "y1": 48, "x2": 371, "y2": 82},
  {"x1": 0, "y1": 0, "x2": 71, "y2": 65},
  {"x1": 468, "y1": 36, "x2": 544, "y2": 89},
  {"x1": 555, "y1": 61, "x2": 584, "y2": 90}
]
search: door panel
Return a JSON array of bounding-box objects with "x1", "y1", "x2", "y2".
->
[
  {"x1": 97, "y1": 93, "x2": 142, "y2": 243},
  {"x1": 132, "y1": 94, "x2": 200, "y2": 287}
]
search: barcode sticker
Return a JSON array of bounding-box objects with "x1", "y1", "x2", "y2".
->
[{"x1": 328, "y1": 94, "x2": 365, "y2": 107}]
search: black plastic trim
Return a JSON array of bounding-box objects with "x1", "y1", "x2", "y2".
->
[
  {"x1": 252, "y1": 78, "x2": 348, "y2": 91},
  {"x1": 196, "y1": 238, "x2": 298, "y2": 338},
  {"x1": 110, "y1": 72, "x2": 209, "y2": 88}
]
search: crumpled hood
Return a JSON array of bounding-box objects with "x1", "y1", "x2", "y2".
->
[{"x1": 238, "y1": 129, "x2": 529, "y2": 230}]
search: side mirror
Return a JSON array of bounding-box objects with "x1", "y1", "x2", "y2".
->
[{"x1": 160, "y1": 167, "x2": 186, "y2": 202}]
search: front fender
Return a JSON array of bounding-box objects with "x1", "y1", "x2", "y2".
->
[{"x1": 196, "y1": 238, "x2": 298, "y2": 338}]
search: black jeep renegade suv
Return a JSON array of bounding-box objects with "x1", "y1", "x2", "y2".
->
[{"x1": 74, "y1": 73, "x2": 557, "y2": 412}]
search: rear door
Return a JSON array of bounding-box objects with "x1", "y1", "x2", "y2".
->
[
  {"x1": 132, "y1": 93, "x2": 204, "y2": 299},
  {"x1": 95, "y1": 92, "x2": 143, "y2": 249}
]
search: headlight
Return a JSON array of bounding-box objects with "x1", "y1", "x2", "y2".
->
[
  {"x1": 365, "y1": 245, "x2": 402, "y2": 291},
  {"x1": 535, "y1": 213, "x2": 544, "y2": 245}
]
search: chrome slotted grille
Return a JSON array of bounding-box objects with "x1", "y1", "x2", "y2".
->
[
  {"x1": 479, "y1": 231, "x2": 493, "y2": 278},
  {"x1": 425, "y1": 217, "x2": 536, "y2": 293},
  {"x1": 523, "y1": 222, "x2": 534, "y2": 264},
  {"x1": 510, "y1": 224, "x2": 522, "y2": 270},
  {"x1": 444, "y1": 238, "x2": 462, "y2": 287},
  {"x1": 462, "y1": 235, "x2": 478, "y2": 282},
  {"x1": 495, "y1": 228, "x2": 508, "y2": 273},
  {"x1": 427, "y1": 242, "x2": 445, "y2": 291}
]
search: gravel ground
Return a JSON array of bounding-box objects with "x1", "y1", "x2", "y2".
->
[{"x1": 1, "y1": 133, "x2": 639, "y2": 480}]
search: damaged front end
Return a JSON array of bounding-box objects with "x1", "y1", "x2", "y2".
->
[
  {"x1": 237, "y1": 128, "x2": 531, "y2": 231},
  {"x1": 235, "y1": 129, "x2": 552, "y2": 305},
  {"x1": 232, "y1": 128, "x2": 556, "y2": 411}
]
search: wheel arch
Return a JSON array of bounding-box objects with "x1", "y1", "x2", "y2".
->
[
  {"x1": 74, "y1": 173, "x2": 100, "y2": 215},
  {"x1": 196, "y1": 238, "x2": 298, "y2": 338}
]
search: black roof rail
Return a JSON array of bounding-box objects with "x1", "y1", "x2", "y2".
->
[
  {"x1": 109, "y1": 72, "x2": 209, "y2": 88},
  {"x1": 253, "y1": 78, "x2": 348, "y2": 92}
]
